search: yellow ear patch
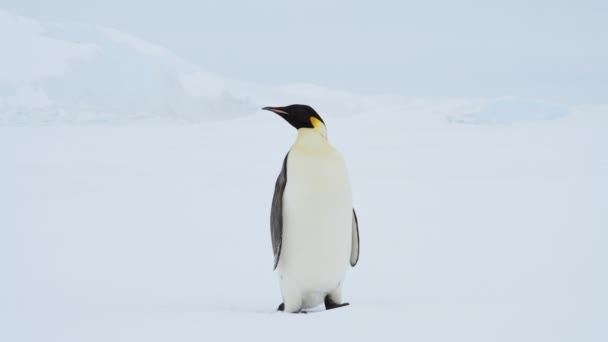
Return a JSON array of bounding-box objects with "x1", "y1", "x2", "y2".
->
[{"x1": 310, "y1": 117, "x2": 323, "y2": 129}]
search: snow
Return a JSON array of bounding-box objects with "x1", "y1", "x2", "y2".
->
[
  {"x1": 2, "y1": 6, "x2": 608, "y2": 342},
  {"x1": 0, "y1": 10, "x2": 99, "y2": 83},
  {"x1": 0, "y1": 9, "x2": 255, "y2": 124},
  {"x1": 2, "y1": 9, "x2": 597, "y2": 126},
  {"x1": 2, "y1": 110, "x2": 607, "y2": 341},
  {"x1": 446, "y1": 97, "x2": 571, "y2": 124}
]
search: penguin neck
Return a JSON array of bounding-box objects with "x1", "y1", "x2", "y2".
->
[{"x1": 294, "y1": 127, "x2": 328, "y2": 146}]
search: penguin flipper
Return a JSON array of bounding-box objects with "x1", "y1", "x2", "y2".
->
[
  {"x1": 270, "y1": 153, "x2": 289, "y2": 270},
  {"x1": 350, "y1": 208, "x2": 360, "y2": 267}
]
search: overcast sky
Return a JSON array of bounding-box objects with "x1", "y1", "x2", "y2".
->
[{"x1": 2, "y1": 0, "x2": 607, "y2": 103}]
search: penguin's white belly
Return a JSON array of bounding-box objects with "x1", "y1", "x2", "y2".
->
[{"x1": 278, "y1": 146, "x2": 352, "y2": 309}]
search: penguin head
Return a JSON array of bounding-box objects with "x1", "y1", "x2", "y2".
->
[{"x1": 262, "y1": 104, "x2": 326, "y2": 131}]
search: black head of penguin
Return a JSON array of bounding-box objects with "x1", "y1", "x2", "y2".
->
[{"x1": 262, "y1": 104, "x2": 325, "y2": 130}]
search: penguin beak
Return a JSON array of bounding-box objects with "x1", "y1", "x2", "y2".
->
[{"x1": 262, "y1": 106, "x2": 289, "y2": 115}]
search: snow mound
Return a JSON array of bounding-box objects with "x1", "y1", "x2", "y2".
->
[
  {"x1": 0, "y1": 9, "x2": 255, "y2": 124},
  {"x1": 446, "y1": 97, "x2": 570, "y2": 124},
  {"x1": 0, "y1": 9, "x2": 584, "y2": 126}
]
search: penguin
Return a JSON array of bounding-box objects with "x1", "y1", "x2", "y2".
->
[{"x1": 262, "y1": 104, "x2": 360, "y2": 313}]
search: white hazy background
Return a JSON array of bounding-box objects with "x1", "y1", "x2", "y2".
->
[
  {"x1": 3, "y1": 0, "x2": 607, "y2": 102},
  {"x1": 1, "y1": 1, "x2": 607, "y2": 341}
]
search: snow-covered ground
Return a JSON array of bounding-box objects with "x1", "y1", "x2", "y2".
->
[
  {"x1": 2, "y1": 108, "x2": 607, "y2": 341},
  {"x1": 2, "y1": 6, "x2": 608, "y2": 342}
]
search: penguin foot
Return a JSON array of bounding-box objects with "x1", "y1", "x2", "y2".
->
[
  {"x1": 277, "y1": 302, "x2": 308, "y2": 314},
  {"x1": 324, "y1": 297, "x2": 350, "y2": 310}
]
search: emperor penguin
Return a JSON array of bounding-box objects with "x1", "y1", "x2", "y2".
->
[{"x1": 262, "y1": 104, "x2": 360, "y2": 313}]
